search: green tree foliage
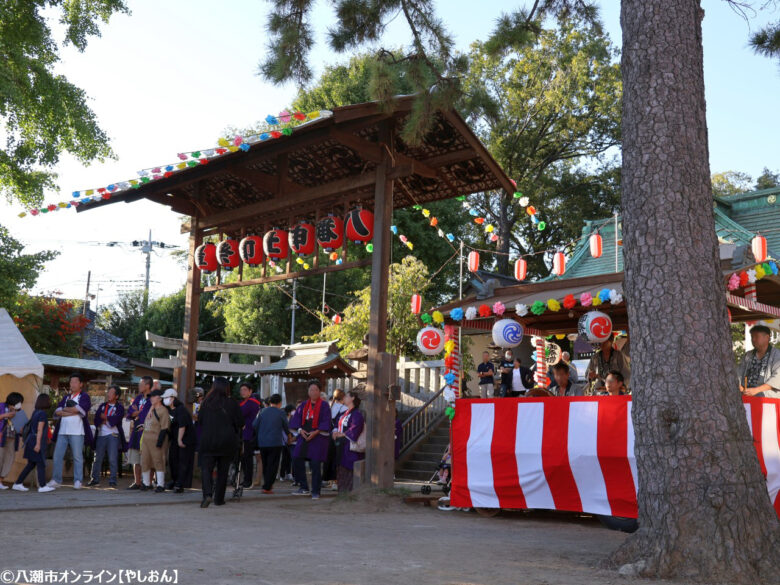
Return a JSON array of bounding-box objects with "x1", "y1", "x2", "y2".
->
[
  {"x1": 0, "y1": 0, "x2": 127, "y2": 207},
  {"x1": 100, "y1": 288, "x2": 224, "y2": 361},
  {"x1": 260, "y1": 0, "x2": 598, "y2": 143},
  {"x1": 218, "y1": 265, "x2": 370, "y2": 347},
  {"x1": 751, "y1": 20, "x2": 780, "y2": 59},
  {"x1": 307, "y1": 255, "x2": 431, "y2": 357},
  {"x1": 0, "y1": 223, "x2": 57, "y2": 309},
  {"x1": 711, "y1": 170, "x2": 754, "y2": 198},
  {"x1": 10, "y1": 296, "x2": 89, "y2": 356},
  {"x1": 461, "y1": 17, "x2": 622, "y2": 275},
  {"x1": 754, "y1": 167, "x2": 780, "y2": 190}
]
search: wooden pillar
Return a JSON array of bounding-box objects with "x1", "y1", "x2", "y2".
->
[
  {"x1": 365, "y1": 122, "x2": 396, "y2": 489},
  {"x1": 178, "y1": 216, "x2": 202, "y2": 403}
]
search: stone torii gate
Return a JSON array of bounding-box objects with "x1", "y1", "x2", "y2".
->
[{"x1": 77, "y1": 97, "x2": 513, "y2": 487}]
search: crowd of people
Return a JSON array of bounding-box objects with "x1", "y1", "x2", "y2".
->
[
  {"x1": 476, "y1": 325, "x2": 780, "y2": 399},
  {"x1": 0, "y1": 374, "x2": 367, "y2": 506},
  {"x1": 475, "y1": 337, "x2": 632, "y2": 397}
]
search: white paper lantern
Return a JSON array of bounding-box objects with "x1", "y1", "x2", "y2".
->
[
  {"x1": 577, "y1": 311, "x2": 613, "y2": 344},
  {"x1": 491, "y1": 318, "x2": 524, "y2": 348},
  {"x1": 416, "y1": 326, "x2": 445, "y2": 355}
]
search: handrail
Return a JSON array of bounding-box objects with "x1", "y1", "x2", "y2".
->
[
  {"x1": 400, "y1": 385, "x2": 448, "y2": 456},
  {"x1": 402, "y1": 384, "x2": 446, "y2": 429}
]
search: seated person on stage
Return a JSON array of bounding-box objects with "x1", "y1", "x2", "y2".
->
[
  {"x1": 586, "y1": 337, "x2": 631, "y2": 391},
  {"x1": 508, "y1": 358, "x2": 534, "y2": 397},
  {"x1": 599, "y1": 370, "x2": 627, "y2": 395},
  {"x1": 548, "y1": 351, "x2": 579, "y2": 385},
  {"x1": 738, "y1": 324, "x2": 780, "y2": 398},
  {"x1": 549, "y1": 362, "x2": 582, "y2": 396}
]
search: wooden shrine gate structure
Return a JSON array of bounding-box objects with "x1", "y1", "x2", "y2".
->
[{"x1": 77, "y1": 97, "x2": 513, "y2": 487}]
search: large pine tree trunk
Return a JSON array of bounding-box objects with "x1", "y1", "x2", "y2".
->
[{"x1": 613, "y1": 1, "x2": 779, "y2": 582}]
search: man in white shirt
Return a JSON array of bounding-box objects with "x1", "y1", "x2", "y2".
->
[{"x1": 48, "y1": 373, "x2": 92, "y2": 489}]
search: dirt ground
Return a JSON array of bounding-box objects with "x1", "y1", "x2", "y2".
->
[{"x1": 1, "y1": 483, "x2": 699, "y2": 585}]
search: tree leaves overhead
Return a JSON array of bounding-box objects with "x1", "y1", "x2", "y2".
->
[
  {"x1": 0, "y1": 0, "x2": 127, "y2": 207},
  {"x1": 0, "y1": 223, "x2": 57, "y2": 309},
  {"x1": 461, "y1": 16, "x2": 622, "y2": 275}
]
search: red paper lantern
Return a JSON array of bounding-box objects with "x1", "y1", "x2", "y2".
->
[
  {"x1": 589, "y1": 234, "x2": 603, "y2": 258},
  {"x1": 239, "y1": 235, "x2": 264, "y2": 265},
  {"x1": 552, "y1": 252, "x2": 566, "y2": 277},
  {"x1": 195, "y1": 243, "x2": 218, "y2": 273},
  {"x1": 263, "y1": 229, "x2": 289, "y2": 259},
  {"x1": 217, "y1": 239, "x2": 240, "y2": 270},
  {"x1": 752, "y1": 235, "x2": 767, "y2": 263},
  {"x1": 317, "y1": 216, "x2": 344, "y2": 250},
  {"x1": 411, "y1": 294, "x2": 422, "y2": 315},
  {"x1": 468, "y1": 251, "x2": 479, "y2": 272},
  {"x1": 332, "y1": 314, "x2": 342, "y2": 324},
  {"x1": 289, "y1": 223, "x2": 316, "y2": 256},
  {"x1": 345, "y1": 208, "x2": 374, "y2": 244},
  {"x1": 514, "y1": 258, "x2": 527, "y2": 281}
]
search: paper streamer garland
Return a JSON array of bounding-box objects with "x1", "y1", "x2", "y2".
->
[{"x1": 17, "y1": 109, "x2": 333, "y2": 218}]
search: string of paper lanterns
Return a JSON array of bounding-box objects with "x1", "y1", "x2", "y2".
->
[
  {"x1": 17, "y1": 109, "x2": 332, "y2": 218},
  {"x1": 194, "y1": 207, "x2": 373, "y2": 274}
]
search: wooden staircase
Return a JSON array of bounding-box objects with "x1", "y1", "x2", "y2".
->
[{"x1": 395, "y1": 419, "x2": 450, "y2": 482}]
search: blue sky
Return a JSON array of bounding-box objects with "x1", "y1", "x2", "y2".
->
[{"x1": 2, "y1": 0, "x2": 778, "y2": 307}]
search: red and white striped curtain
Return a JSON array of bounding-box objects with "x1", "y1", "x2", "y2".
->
[{"x1": 451, "y1": 396, "x2": 780, "y2": 518}]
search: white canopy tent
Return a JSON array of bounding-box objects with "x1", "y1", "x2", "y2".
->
[{"x1": 0, "y1": 308, "x2": 44, "y2": 482}]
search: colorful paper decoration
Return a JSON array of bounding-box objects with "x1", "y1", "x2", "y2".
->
[
  {"x1": 478, "y1": 304, "x2": 491, "y2": 318},
  {"x1": 239, "y1": 235, "x2": 264, "y2": 265},
  {"x1": 467, "y1": 251, "x2": 480, "y2": 272},
  {"x1": 526, "y1": 206, "x2": 537, "y2": 216},
  {"x1": 263, "y1": 229, "x2": 289, "y2": 259},
  {"x1": 317, "y1": 216, "x2": 344, "y2": 250},
  {"x1": 450, "y1": 307, "x2": 464, "y2": 321},
  {"x1": 752, "y1": 235, "x2": 767, "y2": 263},
  {"x1": 345, "y1": 208, "x2": 374, "y2": 244},
  {"x1": 552, "y1": 252, "x2": 566, "y2": 277},
  {"x1": 216, "y1": 239, "x2": 240, "y2": 270},
  {"x1": 514, "y1": 258, "x2": 527, "y2": 281},
  {"x1": 432, "y1": 310, "x2": 444, "y2": 324},
  {"x1": 411, "y1": 294, "x2": 422, "y2": 315},
  {"x1": 577, "y1": 311, "x2": 613, "y2": 343},
  {"x1": 590, "y1": 234, "x2": 603, "y2": 258},
  {"x1": 492, "y1": 301, "x2": 506, "y2": 316},
  {"x1": 332, "y1": 314, "x2": 342, "y2": 324},
  {"x1": 288, "y1": 223, "x2": 316, "y2": 256},
  {"x1": 492, "y1": 319, "x2": 524, "y2": 348},
  {"x1": 416, "y1": 326, "x2": 445, "y2": 355},
  {"x1": 195, "y1": 242, "x2": 218, "y2": 273}
]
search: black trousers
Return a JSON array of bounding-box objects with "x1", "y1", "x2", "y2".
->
[
  {"x1": 280, "y1": 445, "x2": 292, "y2": 478},
  {"x1": 16, "y1": 459, "x2": 46, "y2": 487},
  {"x1": 169, "y1": 441, "x2": 195, "y2": 489},
  {"x1": 293, "y1": 457, "x2": 323, "y2": 495},
  {"x1": 200, "y1": 454, "x2": 231, "y2": 504},
  {"x1": 259, "y1": 446, "x2": 283, "y2": 491},
  {"x1": 240, "y1": 439, "x2": 255, "y2": 487}
]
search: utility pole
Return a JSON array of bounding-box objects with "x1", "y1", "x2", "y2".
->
[
  {"x1": 321, "y1": 272, "x2": 327, "y2": 331},
  {"x1": 290, "y1": 278, "x2": 298, "y2": 344},
  {"x1": 143, "y1": 230, "x2": 152, "y2": 309},
  {"x1": 79, "y1": 270, "x2": 91, "y2": 358}
]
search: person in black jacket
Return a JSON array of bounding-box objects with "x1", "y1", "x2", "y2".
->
[
  {"x1": 198, "y1": 377, "x2": 243, "y2": 508},
  {"x1": 163, "y1": 389, "x2": 195, "y2": 493}
]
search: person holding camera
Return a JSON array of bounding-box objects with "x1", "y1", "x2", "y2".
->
[{"x1": 47, "y1": 373, "x2": 93, "y2": 490}]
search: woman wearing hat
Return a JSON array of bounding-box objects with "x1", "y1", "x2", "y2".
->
[{"x1": 739, "y1": 325, "x2": 780, "y2": 397}]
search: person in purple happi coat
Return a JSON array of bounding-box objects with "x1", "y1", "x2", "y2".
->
[
  {"x1": 332, "y1": 390, "x2": 365, "y2": 494},
  {"x1": 289, "y1": 380, "x2": 332, "y2": 499},
  {"x1": 125, "y1": 376, "x2": 153, "y2": 489}
]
